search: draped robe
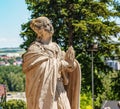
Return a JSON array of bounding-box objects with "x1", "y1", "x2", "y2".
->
[{"x1": 22, "y1": 41, "x2": 81, "y2": 109}]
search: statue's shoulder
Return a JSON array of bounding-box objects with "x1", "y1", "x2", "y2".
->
[
  {"x1": 28, "y1": 41, "x2": 43, "y2": 51},
  {"x1": 52, "y1": 42, "x2": 61, "y2": 50},
  {"x1": 52, "y1": 42, "x2": 58, "y2": 46}
]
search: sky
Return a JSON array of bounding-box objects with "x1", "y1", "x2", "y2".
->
[
  {"x1": 0, "y1": 0, "x2": 30, "y2": 48},
  {"x1": 0, "y1": 1, "x2": 120, "y2": 48}
]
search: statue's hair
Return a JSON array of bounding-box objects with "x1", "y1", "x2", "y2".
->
[{"x1": 30, "y1": 16, "x2": 54, "y2": 36}]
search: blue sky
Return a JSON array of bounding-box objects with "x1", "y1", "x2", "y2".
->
[
  {"x1": 0, "y1": 1, "x2": 120, "y2": 48},
  {"x1": 0, "y1": 0, "x2": 30, "y2": 48}
]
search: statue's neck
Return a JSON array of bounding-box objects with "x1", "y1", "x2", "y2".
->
[{"x1": 36, "y1": 37, "x2": 52, "y2": 45}]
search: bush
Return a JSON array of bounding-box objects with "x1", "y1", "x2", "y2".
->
[
  {"x1": 0, "y1": 99, "x2": 26, "y2": 109},
  {"x1": 80, "y1": 92, "x2": 92, "y2": 109}
]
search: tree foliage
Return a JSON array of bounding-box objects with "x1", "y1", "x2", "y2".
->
[
  {"x1": 0, "y1": 66, "x2": 25, "y2": 92},
  {"x1": 20, "y1": 0, "x2": 120, "y2": 108}
]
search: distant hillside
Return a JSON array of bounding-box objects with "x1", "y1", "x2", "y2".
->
[{"x1": 0, "y1": 47, "x2": 25, "y2": 54}]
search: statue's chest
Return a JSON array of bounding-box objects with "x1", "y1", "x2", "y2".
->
[{"x1": 43, "y1": 44, "x2": 59, "y2": 58}]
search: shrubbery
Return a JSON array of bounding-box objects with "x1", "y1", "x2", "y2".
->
[
  {"x1": 80, "y1": 92, "x2": 92, "y2": 109},
  {"x1": 0, "y1": 100, "x2": 26, "y2": 109}
]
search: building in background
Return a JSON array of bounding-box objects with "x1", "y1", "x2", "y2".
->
[
  {"x1": 0, "y1": 84, "x2": 6, "y2": 102},
  {"x1": 106, "y1": 59, "x2": 120, "y2": 70},
  {"x1": 101, "y1": 100, "x2": 120, "y2": 109},
  {"x1": 0, "y1": 47, "x2": 24, "y2": 66}
]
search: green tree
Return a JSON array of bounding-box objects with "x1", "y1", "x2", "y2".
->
[
  {"x1": 0, "y1": 66, "x2": 25, "y2": 92},
  {"x1": 20, "y1": 0, "x2": 120, "y2": 108},
  {"x1": 7, "y1": 58, "x2": 14, "y2": 65},
  {"x1": 111, "y1": 70, "x2": 120, "y2": 100},
  {"x1": 6, "y1": 72, "x2": 25, "y2": 91}
]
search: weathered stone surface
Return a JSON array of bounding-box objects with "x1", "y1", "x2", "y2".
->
[{"x1": 22, "y1": 16, "x2": 81, "y2": 109}]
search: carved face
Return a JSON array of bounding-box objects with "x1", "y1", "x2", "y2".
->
[{"x1": 30, "y1": 17, "x2": 54, "y2": 38}]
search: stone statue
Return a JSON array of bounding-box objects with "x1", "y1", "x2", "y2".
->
[{"x1": 22, "y1": 16, "x2": 81, "y2": 109}]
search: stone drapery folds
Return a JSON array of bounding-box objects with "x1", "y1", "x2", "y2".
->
[{"x1": 22, "y1": 39, "x2": 81, "y2": 109}]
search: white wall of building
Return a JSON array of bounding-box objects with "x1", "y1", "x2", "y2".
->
[{"x1": 106, "y1": 60, "x2": 120, "y2": 70}]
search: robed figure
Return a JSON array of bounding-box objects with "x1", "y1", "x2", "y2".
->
[{"x1": 22, "y1": 16, "x2": 81, "y2": 109}]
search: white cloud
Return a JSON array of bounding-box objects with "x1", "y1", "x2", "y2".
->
[{"x1": 0, "y1": 37, "x2": 23, "y2": 48}]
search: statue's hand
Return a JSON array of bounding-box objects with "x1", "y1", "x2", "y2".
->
[{"x1": 65, "y1": 46, "x2": 75, "y2": 66}]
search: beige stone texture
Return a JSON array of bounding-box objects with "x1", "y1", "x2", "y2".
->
[{"x1": 22, "y1": 16, "x2": 81, "y2": 109}]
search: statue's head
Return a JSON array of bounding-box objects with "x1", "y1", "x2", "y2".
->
[{"x1": 30, "y1": 16, "x2": 54, "y2": 38}]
